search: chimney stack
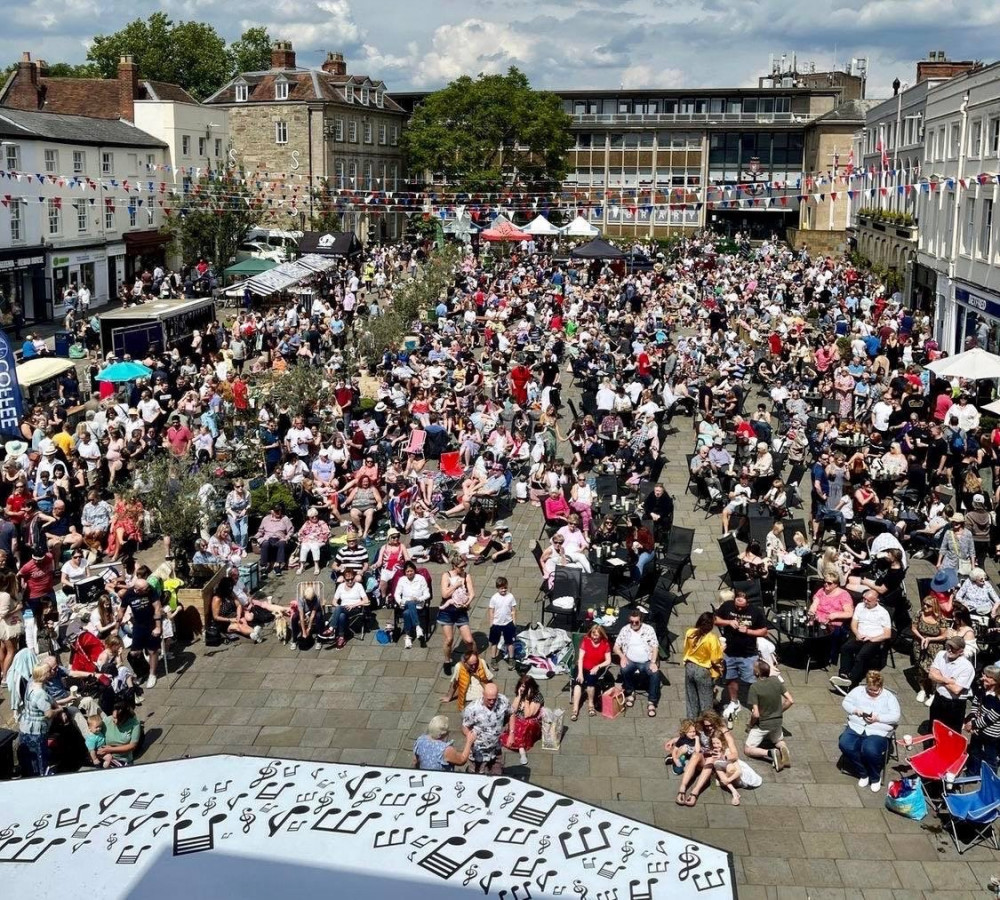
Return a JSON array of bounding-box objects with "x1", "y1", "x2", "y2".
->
[
  {"x1": 321, "y1": 52, "x2": 347, "y2": 76},
  {"x1": 5, "y1": 51, "x2": 42, "y2": 110},
  {"x1": 916, "y1": 51, "x2": 979, "y2": 84},
  {"x1": 271, "y1": 40, "x2": 296, "y2": 70},
  {"x1": 118, "y1": 55, "x2": 138, "y2": 122}
]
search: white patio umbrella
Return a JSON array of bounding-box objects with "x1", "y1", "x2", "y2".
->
[
  {"x1": 561, "y1": 214, "x2": 600, "y2": 237},
  {"x1": 524, "y1": 214, "x2": 561, "y2": 236},
  {"x1": 925, "y1": 347, "x2": 1000, "y2": 380}
]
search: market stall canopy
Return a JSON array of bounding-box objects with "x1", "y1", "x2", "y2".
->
[
  {"x1": 562, "y1": 215, "x2": 600, "y2": 237},
  {"x1": 237, "y1": 253, "x2": 341, "y2": 297},
  {"x1": 95, "y1": 361, "x2": 152, "y2": 382},
  {"x1": 15, "y1": 357, "x2": 75, "y2": 389},
  {"x1": 925, "y1": 347, "x2": 1000, "y2": 380},
  {"x1": 0, "y1": 754, "x2": 734, "y2": 900},
  {"x1": 224, "y1": 257, "x2": 278, "y2": 278},
  {"x1": 525, "y1": 214, "x2": 561, "y2": 236},
  {"x1": 297, "y1": 231, "x2": 363, "y2": 257},
  {"x1": 481, "y1": 219, "x2": 531, "y2": 242},
  {"x1": 570, "y1": 238, "x2": 625, "y2": 260}
]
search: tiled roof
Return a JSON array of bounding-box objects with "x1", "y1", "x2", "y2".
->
[
  {"x1": 140, "y1": 81, "x2": 198, "y2": 104},
  {"x1": 0, "y1": 108, "x2": 167, "y2": 148},
  {"x1": 205, "y1": 69, "x2": 404, "y2": 112}
]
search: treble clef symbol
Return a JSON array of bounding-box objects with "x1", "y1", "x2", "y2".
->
[
  {"x1": 573, "y1": 879, "x2": 589, "y2": 900},
  {"x1": 621, "y1": 841, "x2": 634, "y2": 864},
  {"x1": 500, "y1": 792, "x2": 516, "y2": 810},
  {"x1": 240, "y1": 809, "x2": 256, "y2": 834},
  {"x1": 463, "y1": 864, "x2": 479, "y2": 886},
  {"x1": 317, "y1": 793, "x2": 334, "y2": 809},
  {"x1": 26, "y1": 814, "x2": 50, "y2": 839},
  {"x1": 539, "y1": 834, "x2": 551, "y2": 853},
  {"x1": 416, "y1": 788, "x2": 441, "y2": 815},
  {"x1": 202, "y1": 796, "x2": 217, "y2": 815},
  {"x1": 0, "y1": 824, "x2": 16, "y2": 840},
  {"x1": 249, "y1": 762, "x2": 278, "y2": 790},
  {"x1": 455, "y1": 782, "x2": 466, "y2": 798},
  {"x1": 678, "y1": 843, "x2": 701, "y2": 881},
  {"x1": 180, "y1": 788, "x2": 190, "y2": 803},
  {"x1": 568, "y1": 813, "x2": 579, "y2": 827},
  {"x1": 106, "y1": 833, "x2": 118, "y2": 850}
]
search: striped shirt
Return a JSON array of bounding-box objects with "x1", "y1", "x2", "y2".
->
[
  {"x1": 336, "y1": 545, "x2": 370, "y2": 571},
  {"x1": 19, "y1": 684, "x2": 52, "y2": 736}
]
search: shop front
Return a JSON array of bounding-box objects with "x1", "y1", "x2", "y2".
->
[
  {"x1": 952, "y1": 283, "x2": 1000, "y2": 354},
  {"x1": 105, "y1": 242, "x2": 126, "y2": 304},
  {"x1": 48, "y1": 247, "x2": 109, "y2": 319},
  {"x1": 0, "y1": 246, "x2": 47, "y2": 326},
  {"x1": 124, "y1": 230, "x2": 170, "y2": 281}
]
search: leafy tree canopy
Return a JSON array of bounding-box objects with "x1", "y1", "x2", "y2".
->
[
  {"x1": 403, "y1": 67, "x2": 573, "y2": 192},
  {"x1": 87, "y1": 13, "x2": 230, "y2": 100},
  {"x1": 227, "y1": 27, "x2": 273, "y2": 75}
]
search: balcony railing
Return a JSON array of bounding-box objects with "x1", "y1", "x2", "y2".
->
[{"x1": 571, "y1": 111, "x2": 802, "y2": 126}]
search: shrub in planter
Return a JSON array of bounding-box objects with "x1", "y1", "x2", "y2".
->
[{"x1": 250, "y1": 481, "x2": 298, "y2": 521}]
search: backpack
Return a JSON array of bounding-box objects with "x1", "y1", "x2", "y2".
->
[{"x1": 951, "y1": 431, "x2": 967, "y2": 454}]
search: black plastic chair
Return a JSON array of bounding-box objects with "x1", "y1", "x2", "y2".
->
[
  {"x1": 579, "y1": 572, "x2": 610, "y2": 612},
  {"x1": 661, "y1": 526, "x2": 695, "y2": 590},
  {"x1": 545, "y1": 565, "x2": 582, "y2": 628}
]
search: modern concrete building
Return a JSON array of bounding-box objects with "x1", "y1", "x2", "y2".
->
[{"x1": 204, "y1": 42, "x2": 408, "y2": 242}]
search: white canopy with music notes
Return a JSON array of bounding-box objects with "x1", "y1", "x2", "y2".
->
[{"x1": 0, "y1": 754, "x2": 734, "y2": 900}]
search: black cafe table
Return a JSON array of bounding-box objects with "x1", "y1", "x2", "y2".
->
[{"x1": 771, "y1": 609, "x2": 836, "y2": 682}]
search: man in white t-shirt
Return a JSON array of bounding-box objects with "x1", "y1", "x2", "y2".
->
[
  {"x1": 831, "y1": 591, "x2": 892, "y2": 691},
  {"x1": 613, "y1": 611, "x2": 661, "y2": 715},
  {"x1": 870, "y1": 399, "x2": 893, "y2": 433},
  {"x1": 77, "y1": 284, "x2": 91, "y2": 311},
  {"x1": 927, "y1": 636, "x2": 975, "y2": 732},
  {"x1": 284, "y1": 417, "x2": 314, "y2": 458}
]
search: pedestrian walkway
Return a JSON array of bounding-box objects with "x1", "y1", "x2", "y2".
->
[{"x1": 136, "y1": 359, "x2": 1000, "y2": 898}]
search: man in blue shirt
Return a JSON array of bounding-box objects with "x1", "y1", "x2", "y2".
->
[{"x1": 811, "y1": 451, "x2": 831, "y2": 539}]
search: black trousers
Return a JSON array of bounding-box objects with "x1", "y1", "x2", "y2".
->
[
  {"x1": 928, "y1": 694, "x2": 967, "y2": 734},
  {"x1": 838, "y1": 638, "x2": 886, "y2": 687}
]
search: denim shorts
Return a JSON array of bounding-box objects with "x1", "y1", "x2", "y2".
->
[
  {"x1": 437, "y1": 606, "x2": 470, "y2": 627},
  {"x1": 723, "y1": 654, "x2": 757, "y2": 684}
]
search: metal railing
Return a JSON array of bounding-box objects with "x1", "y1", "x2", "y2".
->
[{"x1": 571, "y1": 111, "x2": 802, "y2": 126}]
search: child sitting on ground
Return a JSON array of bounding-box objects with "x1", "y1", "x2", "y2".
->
[{"x1": 664, "y1": 719, "x2": 698, "y2": 775}]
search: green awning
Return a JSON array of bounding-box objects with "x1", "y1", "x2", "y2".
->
[{"x1": 224, "y1": 257, "x2": 278, "y2": 277}]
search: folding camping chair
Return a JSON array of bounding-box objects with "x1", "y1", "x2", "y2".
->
[
  {"x1": 943, "y1": 761, "x2": 1000, "y2": 854},
  {"x1": 904, "y1": 720, "x2": 970, "y2": 814}
]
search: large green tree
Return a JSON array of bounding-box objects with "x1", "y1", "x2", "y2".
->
[
  {"x1": 88, "y1": 13, "x2": 230, "y2": 100},
  {"x1": 403, "y1": 67, "x2": 573, "y2": 192},
  {"x1": 160, "y1": 170, "x2": 263, "y2": 272},
  {"x1": 227, "y1": 27, "x2": 272, "y2": 75}
]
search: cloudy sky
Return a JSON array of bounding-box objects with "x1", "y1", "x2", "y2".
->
[{"x1": 5, "y1": 0, "x2": 999, "y2": 96}]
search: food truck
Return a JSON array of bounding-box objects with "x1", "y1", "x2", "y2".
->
[{"x1": 99, "y1": 297, "x2": 217, "y2": 359}]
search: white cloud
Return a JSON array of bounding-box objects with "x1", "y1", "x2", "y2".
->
[
  {"x1": 409, "y1": 19, "x2": 540, "y2": 85},
  {"x1": 620, "y1": 63, "x2": 686, "y2": 89}
]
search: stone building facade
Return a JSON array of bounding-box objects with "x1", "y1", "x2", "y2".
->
[{"x1": 205, "y1": 42, "x2": 407, "y2": 242}]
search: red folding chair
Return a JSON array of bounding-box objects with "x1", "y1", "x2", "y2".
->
[
  {"x1": 439, "y1": 450, "x2": 466, "y2": 479},
  {"x1": 902, "y1": 720, "x2": 969, "y2": 813}
]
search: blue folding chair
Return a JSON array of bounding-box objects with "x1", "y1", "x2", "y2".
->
[{"x1": 943, "y1": 761, "x2": 1000, "y2": 854}]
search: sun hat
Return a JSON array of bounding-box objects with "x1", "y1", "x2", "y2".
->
[{"x1": 931, "y1": 568, "x2": 958, "y2": 592}]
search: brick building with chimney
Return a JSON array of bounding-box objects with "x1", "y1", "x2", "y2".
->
[
  {"x1": 0, "y1": 52, "x2": 231, "y2": 295},
  {"x1": 204, "y1": 41, "x2": 407, "y2": 241}
]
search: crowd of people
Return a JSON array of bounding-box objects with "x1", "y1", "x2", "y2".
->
[{"x1": 3, "y1": 223, "x2": 1000, "y2": 839}]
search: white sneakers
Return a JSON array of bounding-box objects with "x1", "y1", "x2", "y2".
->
[
  {"x1": 415, "y1": 625, "x2": 424, "y2": 638},
  {"x1": 870, "y1": 780, "x2": 882, "y2": 793},
  {"x1": 404, "y1": 636, "x2": 413, "y2": 649},
  {"x1": 857, "y1": 776, "x2": 881, "y2": 792},
  {"x1": 145, "y1": 674, "x2": 157, "y2": 689},
  {"x1": 518, "y1": 748, "x2": 528, "y2": 765},
  {"x1": 250, "y1": 626, "x2": 262, "y2": 644},
  {"x1": 857, "y1": 776, "x2": 869, "y2": 788},
  {"x1": 915, "y1": 689, "x2": 926, "y2": 703}
]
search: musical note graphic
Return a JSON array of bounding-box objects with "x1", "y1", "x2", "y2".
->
[
  {"x1": 283, "y1": 764, "x2": 299, "y2": 778},
  {"x1": 312, "y1": 808, "x2": 382, "y2": 835},
  {"x1": 25, "y1": 815, "x2": 50, "y2": 840},
  {"x1": 249, "y1": 762, "x2": 279, "y2": 790},
  {"x1": 568, "y1": 814, "x2": 579, "y2": 827},
  {"x1": 582, "y1": 858, "x2": 597, "y2": 870},
  {"x1": 129, "y1": 792, "x2": 164, "y2": 811},
  {"x1": 455, "y1": 781, "x2": 466, "y2": 797},
  {"x1": 511, "y1": 855, "x2": 546, "y2": 878},
  {"x1": 297, "y1": 791, "x2": 318, "y2": 804},
  {"x1": 499, "y1": 883, "x2": 533, "y2": 900},
  {"x1": 180, "y1": 788, "x2": 190, "y2": 803},
  {"x1": 537, "y1": 870, "x2": 558, "y2": 892},
  {"x1": 353, "y1": 788, "x2": 381, "y2": 808},
  {"x1": 106, "y1": 834, "x2": 118, "y2": 851},
  {"x1": 479, "y1": 869, "x2": 502, "y2": 895},
  {"x1": 677, "y1": 844, "x2": 701, "y2": 882},
  {"x1": 538, "y1": 835, "x2": 551, "y2": 854},
  {"x1": 628, "y1": 880, "x2": 658, "y2": 900},
  {"x1": 99, "y1": 789, "x2": 137, "y2": 814},
  {"x1": 598, "y1": 862, "x2": 625, "y2": 879},
  {"x1": 268, "y1": 805, "x2": 311, "y2": 837},
  {"x1": 500, "y1": 793, "x2": 516, "y2": 810},
  {"x1": 507, "y1": 791, "x2": 574, "y2": 828},
  {"x1": 152, "y1": 824, "x2": 168, "y2": 838},
  {"x1": 618, "y1": 826, "x2": 638, "y2": 837},
  {"x1": 418, "y1": 836, "x2": 494, "y2": 880},
  {"x1": 553, "y1": 888, "x2": 566, "y2": 896},
  {"x1": 409, "y1": 774, "x2": 426, "y2": 789},
  {"x1": 0, "y1": 837, "x2": 67, "y2": 863},
  {"x1": 176, "y1": 804, "x2": 198, "y2": 821},
  {"x1": 692, "y1": 869, "x2": 727, "y2": 892},
  {"x1": 125, "y1": 810, "x2": 169, "y2": 835},
  {"x1": 116, "y1": 844, "x2": 151, "y2": 865},
  {"x1": 172, "y1": 815, "x2": 225, "y2": 856},
  {"x1": 55, "y1": 805, "x2": 90, "y2": 830},
  {"x1": 416, "y1": 787, "x2": 442, "y2": 816},
  {"x1": 495, "y1": 826, "x2": 537, "y2": 845},
  {"x1": 311, "y1": 768, "x2": 323, "y2": 780},
  {"x1": 227, "y1": 793, "x2": 248, "y2": 811},
  {"x1": 345, "y1": 770, "x2": 381, "y2": 800},
  {"x1": 476, "y1": 777, "x2": 512, "y2": 809},
  {"x1": 463, "y1": 865, "x2": 479, "y2": 886},
  {"x1": 621, "y1": 841, "x2": 635, "y2": 864},
  {"x1": 655, "y1": 841, "x2": 669, "y2": 858},
  {"x1": 463, "y1": 818, "x2": 490, "y2": 836},
  {"x1": 379, "y1": 792, "x2": 415, "y2": 808},
  {"x1": 373, "y1": 827, "x2": 413, "y2": 848},
  {"x1": 317, "y1": 793, "x2": 335, "y2": 809},
  {"x1": 213, "y1": 780, "x2": 232, "y2": 794},
  {"x1": 202, "y1": 797, "x2": 217, "y2": 815},
  {"x1": 429, "y1": 810, "x2": 453, "y2": 829},
  {"x1": 559, "y1": 822, "x2": 612, "y2": 859},
  {"x1": 255, "y1": 781, "x2": 293, "y2": 801},
  {"x1": 597, "y1": 891, "x2": 618, "y2": 900},
  {"x1": 572, "y1": 880, "x2": 589, "y2": 900},
  {"x1": 240, "y1": 810, "x2": 256, "y2": 834},
  {"x1": 647, "y1": 861, "x2": 670, "y2": 874},
  {"x1": 72, "y1": 840, "x2": 90, "y2": 854}
]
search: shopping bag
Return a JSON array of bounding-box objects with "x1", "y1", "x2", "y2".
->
[
  {"x1": 541, "y1": 707, "x2": 564, "y2": 751},
  {"x1": 601, "y1": 685, "x2": 626, "y2": 719},
  {"x1": 884, "y1": 777, "x2": 927, "y2": 820}
]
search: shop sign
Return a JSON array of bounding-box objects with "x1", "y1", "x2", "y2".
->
[
  {"x1": 0, "y1": 255, "x2": 44, "y2": 273},
  {"x1": 50, "y1": 249, "x2": 107, "y2": 268},
  {"x1": 955, "y1": 286, "x2": 1000, "y2": 320}
]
